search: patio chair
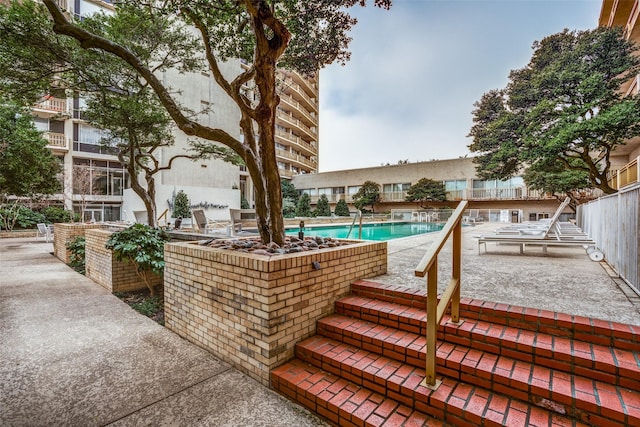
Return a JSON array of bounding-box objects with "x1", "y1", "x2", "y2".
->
[
  {"x1": 476, "y1": 197, "x2": 602, "y2": 259},
  {"x1": 463, "y1": 209, "x2": 484, "y2": 224},
  {"x1": 36, "y1": 223, "x2": 52, "y2": 243}
]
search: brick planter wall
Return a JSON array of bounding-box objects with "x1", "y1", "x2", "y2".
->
[
  {"x1": 164, "y1": 240, "x2": 387, "y2": 386},
  {"x1": 84, "y1": 229, "x2": 162, "y2": 293},
  {"x1": 53, "y1": 223, "x2": 103, "y2": 263}
]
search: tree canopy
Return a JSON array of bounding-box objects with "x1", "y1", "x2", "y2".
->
[
  {"x1": 0, "y1": 101, "x2": 61, "y2": 199},
  {"x1": 468, "y1": 27, "x2": 640, "y2": 197},
  {"x1": 353, "y1": 181, "x2": 381, "y2": 213},
  {"x1": 0, "y1": 1, "x2": 241, "y2": 226},
  {"x1": 405, "y1": 178, "x2": 446, "y2": 208},
  {"x1": 24, "y1": 0, "x2": 391, "y2": 245},
  {"x1": 315, "y1": 194, "x2": 331, "y2": 217}
]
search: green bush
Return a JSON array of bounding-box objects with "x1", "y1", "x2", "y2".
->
[
  {"x1": 334, "y1": 199, "x2": 350, "y2": 217},
  {"x1": 41, "y1": 206, "x2": 75, "y2": 224},
  {"x1": 315, "y1": 194, "x2": 331, "y2": 217},
  {"x1": 241, "y1": 196, "x2": 250, "y2": 209},
  {"x1": 105, "y1": 224, "x2": 169, "y2": 295},
  {"x1": 296, "y1": 193, "x2": 312, "y2": 217},
  {"x1": 172, "y1": 190, "x2": 191, "y2": 218},
  {"x1": 66, "y1": 236, "x2": 86, "y2": 274},
  {"x1": 0, "y1": 205, "x2": 45, "y2": 230}
]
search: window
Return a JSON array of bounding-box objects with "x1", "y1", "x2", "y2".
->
[
  {"x1": 383, "y1": 183, "x2": 410, "y2": 193},
  {"x1": 444, "y1": 180, "x2": 466, "y2": 191},
  {"x1": 348, "y1": 186, "x2": 361, "y2": 195},
  {"x1": 72, "y1": 159, "x2": 128, "y2": 196}
]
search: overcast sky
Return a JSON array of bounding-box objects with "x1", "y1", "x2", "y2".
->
[{"x1": 317, "y1": 0, "x2": 603, "y2": 172}]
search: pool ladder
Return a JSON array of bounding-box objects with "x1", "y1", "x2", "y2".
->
[{"x1": 346, "y1": 210, "x2": 363, "y2": 239}]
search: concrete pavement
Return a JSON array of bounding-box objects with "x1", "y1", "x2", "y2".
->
[
  {"x1": 0, "y1": 238, "x2": 327, "y2": 427},
  {"x1": 1, "y1": 223, "x2": 638, "y2": 426}
]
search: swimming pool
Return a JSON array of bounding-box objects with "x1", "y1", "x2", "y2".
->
[{"x1": 288, "y1": 222, "x2": 445, "y2": 241}]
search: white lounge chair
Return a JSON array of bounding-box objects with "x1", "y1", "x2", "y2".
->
[{"x1": 36, "y1": 223, "x2": 52, "y2": 243}]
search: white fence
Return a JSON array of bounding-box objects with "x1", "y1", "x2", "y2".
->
[{"x1": 577, "y1": 184, "x2": 639, "y2": 294}]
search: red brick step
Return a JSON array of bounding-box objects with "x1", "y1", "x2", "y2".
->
[
  {"x1": 335, "y1": 295, "x2": 640, "y2": 392},
  {"x1": 313, "y1": 315, "x2": 640, "y2": 426},
  {"x1": 272, "y1": 357, "x2": 590, "y2": 427}
]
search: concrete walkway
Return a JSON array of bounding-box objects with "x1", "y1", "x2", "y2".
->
[
  {"x1": 1, "y1": 224, "x2": 638, "y2": 426},
  {"x1": 0, "y1": 238, "x2": 327, "y2": 427}
]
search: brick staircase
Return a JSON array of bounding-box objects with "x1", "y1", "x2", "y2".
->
[{"x1": 271, "y1": 280, "x2": 640, "y2": 426}]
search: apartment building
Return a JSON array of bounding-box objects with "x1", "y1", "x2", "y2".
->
[
  {"x1": 239, "y1": 63, "x2": 319, "y2": 206},
  {"x1": 24, "y1": 0, "x2": 321, "y2": 223},
  {"x1": 600, "y1": 0, "x2": 640, "y2": 190},
  {"x1": 291, "y1": 157, "x2": 576, "y2": 222}
]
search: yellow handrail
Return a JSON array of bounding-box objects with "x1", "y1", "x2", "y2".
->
[{"x1": 414, "y1": 200, "x2": 468, "y2": 389}]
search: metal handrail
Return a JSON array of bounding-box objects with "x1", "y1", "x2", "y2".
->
[
  {"x1": 346, "y1": 210, "x2": 363, "y2": 239},
  {"x1": 414, "y1": 200, "x2": 468, "y2": 389}
]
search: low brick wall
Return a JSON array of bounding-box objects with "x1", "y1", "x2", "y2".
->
[
  {"x1": 84, "y1": 229, "x2": 161, "y2": 293},
  {"x1": 164, "y1": 240, "x2": 387, "y2": 386},
  {"x1": 53, "y1": 223, "x2": 103, "y2": 263}
]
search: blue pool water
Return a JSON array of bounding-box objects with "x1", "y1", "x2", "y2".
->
[{"x1": 288, "y1": 222, "x2": 445, "y2": 241}]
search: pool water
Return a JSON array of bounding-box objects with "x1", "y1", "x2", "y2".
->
[{"x1": 288, "y1": 222, "x2": 445, "y2": 241}]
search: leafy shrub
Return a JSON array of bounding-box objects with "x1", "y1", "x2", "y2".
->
[
  {"x1": 41, "y1": 206, "x2": 75, "y2": 224},
  {"x1": 241, "y1": 196, "x2": 250, "y2": 209},
  {"x1": 0, "y1": 205, "x2": 45, "y2": 230},
  {"x1": 315, "y1": 194, "x2": 331, "y2": 217},
  {"x1": 172, "y1": 190, "x2": 191, "y2": 218},
  {"x1": 295, "y1": 193, "x2": 312, "y2": 217},
  {"x1": 334, "y1": 199, "x2": 350, "y2": 217},
  {"x1": 105, "y1": 224, "x2": 169, "y2": 295},
  {"x1": 66, "y1": 236, "x2": 86, "y2": 274}
]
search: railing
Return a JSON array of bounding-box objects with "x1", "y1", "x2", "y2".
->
[
  {"x1": 608, "y1": 156, "x2": 639, "y2": 190},
  {"x1": 43, "y1": 132, "x2": 69, "y2": 149},
  {"x1": 414, "y1": 200, "x2": 467, "y2": 389},
  {"x1": 345, "y1": 210, "x2": 363, "y2": 240},
  {"x1": 34, "y1": 97, "x2": 68, "y2": 114},
  {"x1": 275, "y1": 129, "x2": 317, "y2": 155}
]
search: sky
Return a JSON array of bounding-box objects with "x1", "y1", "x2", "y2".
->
[{"x1": 317, "y1": 0, "x2": 603, "y2": 172}]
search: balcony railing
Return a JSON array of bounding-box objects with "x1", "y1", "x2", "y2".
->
[
  {"x1": 275, "y1": 129, "x2": 317, "y2": 155},
  {"x1": 279, "y1": 93, "x2": 318, "y2": 127},
  {"x1": 34, "y1": 97, "x2": 68, "y2": 115},
  {"x1": 381, "y1": 191, "x2": 408, "y2": 202},
  {"x1": 44, "y1": 132, "x2": 69, "y2": 150},
  {"x1": 608, "y1": 156, "x2": 639, "y2": 190},
  {"x1": 275, "y1": 149, "x2": 316, "y2": 169},
  {"x1": 276, "y1": 110, "x2": 317, "y2": 140}
]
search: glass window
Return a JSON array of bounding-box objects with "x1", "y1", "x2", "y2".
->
[
  {"x1": 348, "y1": 186, "x2": 361, "y2": 195},
  {"x1": 444, "y1": 180, "x2": 466, "y2": 191}
]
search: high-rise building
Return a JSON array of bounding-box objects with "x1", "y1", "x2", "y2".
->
[{"x1": 19, "y1": 0, "x2": 320, "y2": 223}]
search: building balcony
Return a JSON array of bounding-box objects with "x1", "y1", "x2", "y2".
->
[
  {"x1": 44, "y1": 132, "x2": 69, "y2": 151},
  {"x1": 279, "y1": 93, "x2": 318, "y2": 128},
  {"x1": 275, "y1": 129, "x2": 317, "y2": 156},
  {"x1": 275, "y1": 149, "x2": 317, "y2": 170},
  {"x1": 33, "y1": 97, "x2": 68, "y2": 117},
  {"x1": 282, "y1": 77, "x2": 318, "y2": 113},
  {"x1": 276, "y1": 111, "x2": 317, "y2": 141},
  {"x1": 608, "y1": 156, "x2": 639, "y2": 190}
]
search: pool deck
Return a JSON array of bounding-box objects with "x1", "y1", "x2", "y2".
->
[{"x1": 376, "y1": 221, "x2": 640, "y2": 326}]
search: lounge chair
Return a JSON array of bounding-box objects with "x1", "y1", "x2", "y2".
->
[
  {"x1": 476, "y1": 197, "x2": 603, "y2": 260},
  {"x1": 191, "y1": 209, "x2": 232, "y2": 235},
  {"x1": 463, "y1": 209, "x2": 484, "y2": 224}
]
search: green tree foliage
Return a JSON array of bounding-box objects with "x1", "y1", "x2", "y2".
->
[
  {"x1": 334, "y1": 199, "x2": 351, "y2": 217},
  {"x1": 241, "y1": 196, "x2": 251, "y2": 210},
  {"x1": 468, "y1": 27, "x2": 640, "y2": 197},
  {"x1": 296, "y1": 193, "x2": 312, "y2": 217},
  {"x1": 105, "y1": 224, "x2": 169, "y2": 295},
  {"x1": 0, "y1": 1, "x2": 240, "y2": 227},
  {"x1": 26, "y1": 0, "x2": 391, "y2": 245},
  {"x1": 315, "y1": 194, "x2": 331, "y2": 217},
  {"x1": 66, "y1": 236, "x2": 86, "y2": 274},
  {"x1": 405, "y1": 178, "x2": 447, "y2": 208},
  {"x1": 281, "y1": 180, "x2": 298, "y2": 218},
  {"x1": 172, "y1": 190, "x2": 191, "y2": 219},
  {"x1": 353, "y1": 181, "x2": 381, "y2": 213},
  {"x1": 41, "y1": 206, "x2": 75, "y2": 224},
  {"x1": 0, "y1": 102, "x2": 60, "y2": 199}
]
